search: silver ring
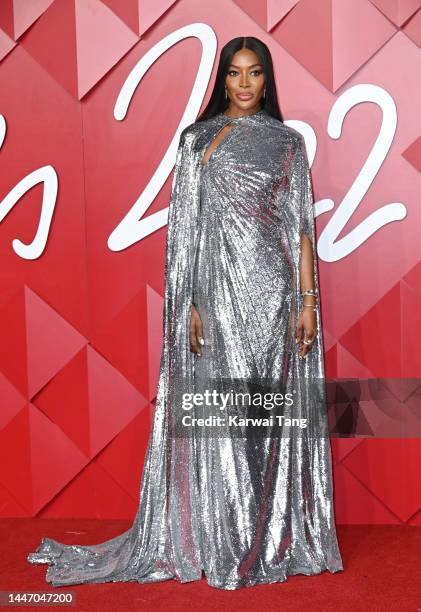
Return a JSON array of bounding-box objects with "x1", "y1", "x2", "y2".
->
[{"x1": 303, "y1": 338, "x2": 313, "y2": 345}]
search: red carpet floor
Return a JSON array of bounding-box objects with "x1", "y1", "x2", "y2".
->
[{"x1": 0, "y1": 520, "x2": 420, "y2": 611}]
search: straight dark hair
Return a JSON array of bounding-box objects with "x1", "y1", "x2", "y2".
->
[{"x1": 196, "y1": 36, "x2": 283, "y2": 123}]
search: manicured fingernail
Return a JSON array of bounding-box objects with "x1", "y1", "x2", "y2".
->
[{"x1": 199, "y1": 337, "x2": 204, "y2": 345}]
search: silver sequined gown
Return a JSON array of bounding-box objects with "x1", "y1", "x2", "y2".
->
[{"x1": 27, "y1": 109, "x2": 343, "y2": 589}]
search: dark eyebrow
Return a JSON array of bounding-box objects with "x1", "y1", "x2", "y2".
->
[{"x1": 228, "y1": 63, "x2": 263, "y2": 69}]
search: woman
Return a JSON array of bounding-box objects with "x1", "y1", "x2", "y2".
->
[{"x1": 27, "y1": 37, "x2": 343, "y2": 590}]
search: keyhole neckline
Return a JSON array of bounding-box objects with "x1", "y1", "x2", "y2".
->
[{"x1": 201, "y1": 109, "x2": 266, "y2": 168}]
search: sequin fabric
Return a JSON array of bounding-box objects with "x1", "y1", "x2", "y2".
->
[{"x1": 27, "y1": 109, "x2": 343, "y2": 589}]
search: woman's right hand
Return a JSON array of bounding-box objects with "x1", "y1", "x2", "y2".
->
[{"x1": 189, "y1": 303, "x2": 204, "y2": 357}]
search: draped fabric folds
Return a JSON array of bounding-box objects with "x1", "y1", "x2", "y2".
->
[{"x1": 27, "y1": 109, "x2": 343, "y2": 589}]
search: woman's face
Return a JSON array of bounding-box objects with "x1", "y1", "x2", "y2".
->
[{"x1": 225, "y1": 48, "x2": 266, "y2": 113}]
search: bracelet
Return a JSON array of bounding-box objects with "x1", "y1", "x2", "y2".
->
[{"x1": 301, "y1": 289, "x2": 318, "y2": 310}]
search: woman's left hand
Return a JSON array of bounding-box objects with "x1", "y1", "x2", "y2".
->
[{"x1": 295, "y1": 307, "x2": 318, "y2": 358}]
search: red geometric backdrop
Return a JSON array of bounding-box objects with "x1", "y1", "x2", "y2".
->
[{"x1": 0, "y1": 0, "x2": 420, "y2": 525}]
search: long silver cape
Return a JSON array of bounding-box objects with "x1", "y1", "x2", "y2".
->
[{"x1": 27, "y1": 109, "x2": 343, "y2": 589}]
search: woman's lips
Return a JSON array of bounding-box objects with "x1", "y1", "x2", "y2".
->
[{"x1": 236, "y1": 93, "x2": 254, "y2": 100}]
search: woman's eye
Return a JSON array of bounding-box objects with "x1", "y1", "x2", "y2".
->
[{"x1": 227, "y1": 69, "x2": 263, "y2": 77}]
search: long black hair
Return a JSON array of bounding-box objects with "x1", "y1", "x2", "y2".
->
[{"x1": 196, "y1": 36, "x2": 283, "y2": 123}]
